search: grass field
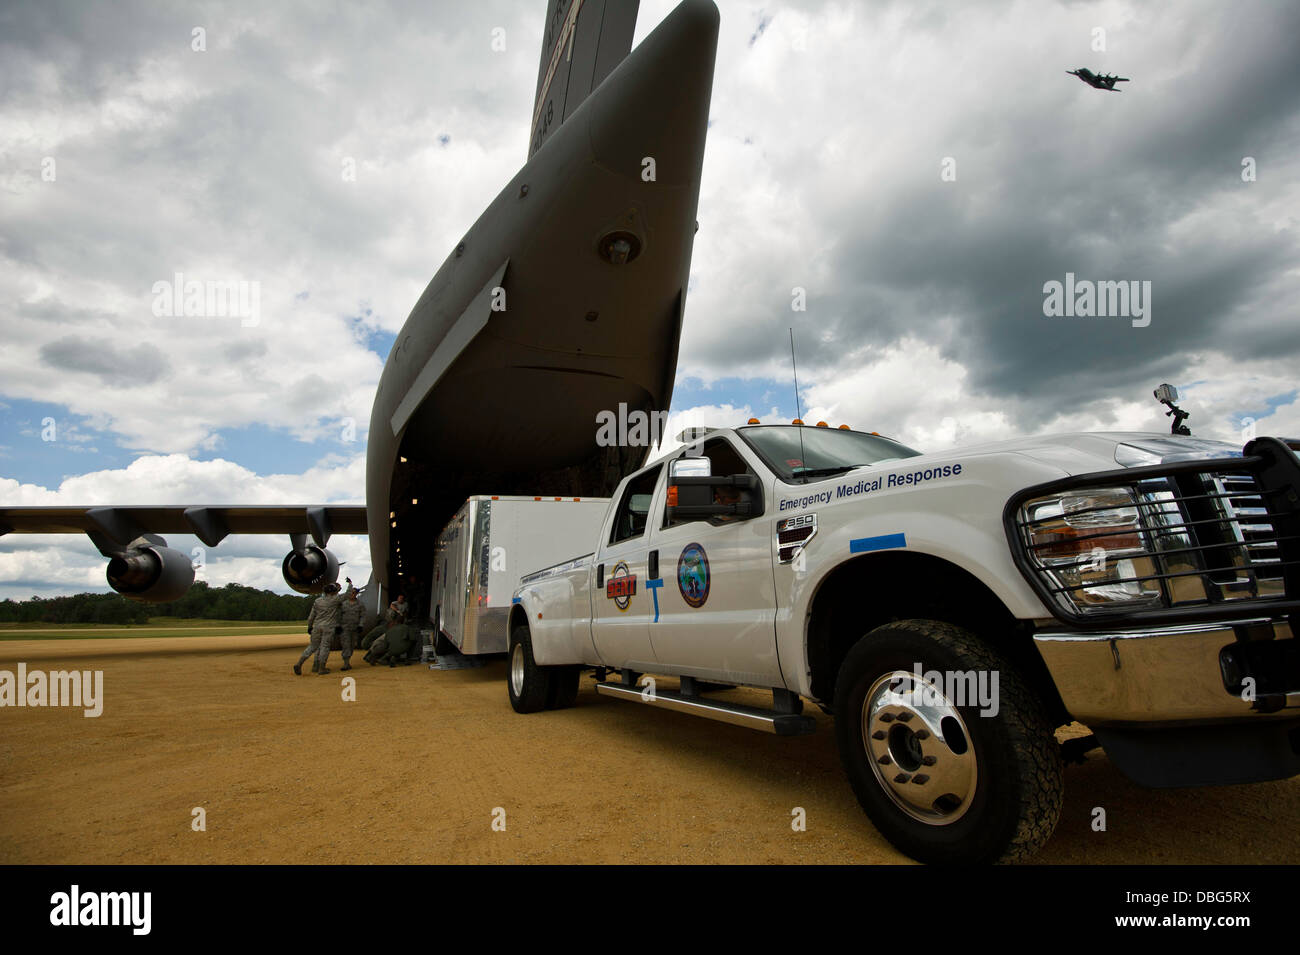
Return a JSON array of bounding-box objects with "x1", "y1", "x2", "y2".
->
[{"x1": 0, "y1": 617, "x2": 305, "y2": 640}]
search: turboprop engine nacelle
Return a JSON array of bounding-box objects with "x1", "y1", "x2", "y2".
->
[
  {"x1": 106, "y1": 542, "x2": 196, "y2": 603},
  {"x1": 282, "y1": 543, "x2": 340, "y2": 594}
]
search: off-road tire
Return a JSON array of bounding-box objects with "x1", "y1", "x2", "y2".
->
[
  {"x1": 546, "y1": 667, "x2": 582, "y2": 710},
  {"x1": 508, "y1": 624, "x2": 553, "y2": 713},
  {"x1": 833, "y1": 618, "x2": 1063, "y2": 864}
]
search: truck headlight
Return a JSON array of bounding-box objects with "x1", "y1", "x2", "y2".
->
[{"x1": 1020, "y1": 488, "x2": 1162, "y2": 613}]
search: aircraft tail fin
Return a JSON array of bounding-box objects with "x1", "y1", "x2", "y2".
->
[{"x1": 529, "y1": 0, "x2": 640, "y2": 157}]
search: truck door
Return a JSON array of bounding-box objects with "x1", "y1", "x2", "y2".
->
[
  {"x1": 590, "y1": 464, "x2": 663, "y2": 670},
  {"x1": 649, "y1": 437, "x2": 784, "y2": 686}
]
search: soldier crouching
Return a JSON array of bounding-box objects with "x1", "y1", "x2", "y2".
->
[{"x1": 365, "y1": 621, "x2": 417, "y2": 667}]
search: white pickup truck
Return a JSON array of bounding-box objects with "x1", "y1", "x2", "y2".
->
[{"x1": 507, "y1": 422, "x2": 1300, "y2": 863}]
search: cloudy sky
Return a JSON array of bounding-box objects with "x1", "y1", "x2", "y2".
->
[{"x1": 2, "y1": 0, "x2": 1297, "y2": 598}]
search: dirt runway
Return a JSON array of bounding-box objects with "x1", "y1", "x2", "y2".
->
[{"x1": 0, "y1": 635, "x2": 1295, "y2": 864}]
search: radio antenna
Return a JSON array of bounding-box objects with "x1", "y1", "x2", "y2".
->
[{"x1": 790, "y1": 328, "x2": 808, "y2": 481}]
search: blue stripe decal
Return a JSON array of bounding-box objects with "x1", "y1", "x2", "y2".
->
[
  {"x1": 511, "y1": 596, "x2": 521, "y2": 605},
  {"x1": 646, "y1": 578, "x2": 664, "y2": 623},
  {"x1": 849, "y1": 532, "x2": 907, "y2": 554}
]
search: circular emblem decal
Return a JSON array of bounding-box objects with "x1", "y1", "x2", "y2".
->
[
  {"x1": 609, "y1": 560, "x2": 634, "y2": 612},
  {"x1": 676, "y1": 542, "x2": 710, "y2": 608}
]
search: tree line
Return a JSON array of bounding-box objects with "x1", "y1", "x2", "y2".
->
[{"x1": 0, "y1": 581, "x2": 314, "y2": 625}]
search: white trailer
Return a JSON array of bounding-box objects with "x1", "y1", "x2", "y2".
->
[{"x1": 430, "y1": 495, "x2": 610, "y2": 655}]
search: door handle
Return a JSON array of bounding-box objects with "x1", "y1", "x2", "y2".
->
[
  {"x1": 648, "y1": 550, "x2": 659, "y2": 579},
  {"x1": 596, "y1": 563, "x2": 604, "y2": 588}
]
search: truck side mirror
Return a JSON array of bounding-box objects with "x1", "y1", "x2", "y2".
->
[
  {"x1": 667, "y1": 473, "x2": 761, "y2": 522},
  {"x1": 670, "y1": 456, "x2": 712, "y2": 478}
]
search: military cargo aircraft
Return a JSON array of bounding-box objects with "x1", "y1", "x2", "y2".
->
[
  {"x1": 1067, "y1": 67, "x2": 1130, "y2": 91},
  {"x1": 0, "y1": 0, "x2": 721, "y2": 623}
]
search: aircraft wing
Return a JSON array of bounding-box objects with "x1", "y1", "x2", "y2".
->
[
  {"x1": 0, "y1": 505, "x2": 366, "y2": 549},
  {"x1": 529, "y1": 0, "x2": 640, "y2": 157}
]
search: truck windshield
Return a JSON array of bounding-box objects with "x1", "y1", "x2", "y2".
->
[{"x1": 738, "y1": 426, "x2": 921, "y2": 483}]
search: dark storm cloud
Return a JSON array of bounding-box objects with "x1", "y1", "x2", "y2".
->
[
  {"x1": 686, "y1": 0, "x2": 1300, "y2": 428},
  {"x1": 40, "y1": 336, "x2": 171, "y2": 384},
  {"x1": 222, "y1": 339, "x2": 266, "y2": 363},
  {"x1": 1, "y1": 0, "x2": 546, "y2": 454},
  {"x1": 1, "y1": 0, "x2": 538, "y2": 290},
  {"x1": 15, "y1": 297, "x2": 120, "y2": 324}
]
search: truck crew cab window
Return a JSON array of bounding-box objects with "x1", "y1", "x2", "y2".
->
[
  {"x1": 665, "y1": 437, "x2": 758, "y2": 528},
  {"x1": 610, "y1": 465, "x2": 662, "y2": 544}
]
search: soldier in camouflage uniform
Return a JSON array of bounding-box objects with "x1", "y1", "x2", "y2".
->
[
  {"x1": 293, "y1": 582, "x2": 343, "y2": 675},
  {"x1": 337, "y1": 587, "x2": 364, "y2": 672},
  {"x1": 360, "y1": 593, "x2": 408, "y2": 650},
  {"x1": 365, "y1": 621, "x2": 418, "y2": 666}
]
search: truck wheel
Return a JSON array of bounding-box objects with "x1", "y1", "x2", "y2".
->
[
  {"x1": 508, "y1": 625, "x2": 552, "y2": 713},
  {"x1": 833, "y1": 619, "x2": 1062, "y2": 864},
  {"x1": 546, "y1": 667, "x2": 581, "y2": 710}
]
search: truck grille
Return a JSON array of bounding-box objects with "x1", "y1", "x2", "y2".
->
[
  {"x1": 1216, "y1": 473, "x2": 1283, "y2": 581},
  {"x1": 1005, "y1": 437, "x2": 1300, "y2": 627},
  {"x1": 1158, "y1": 471, "x2": 1288, "y2": 603}
]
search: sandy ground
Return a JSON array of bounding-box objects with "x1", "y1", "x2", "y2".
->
[{"x1": 0, "y1": 634, "x2": 1296, "y2": 864}]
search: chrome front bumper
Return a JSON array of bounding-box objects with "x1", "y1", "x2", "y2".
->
[{"x1": 1034, "y1": 618, "x2": 1300, "y2": 726}]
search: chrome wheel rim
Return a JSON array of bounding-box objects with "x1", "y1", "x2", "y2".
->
[
  {"x1": 510, "y1": 642, "x2": 526, "y2": 697},
  {"x1": 862, "y1": 670, "x2": 978, "y2": 826}
]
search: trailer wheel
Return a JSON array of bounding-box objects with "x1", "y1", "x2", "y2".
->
[
  {"x1": 432, "y1": 611, "x2": 455, "y2": 656},
  {"x1": 546, "y1": 667, "x2": 581, "y2": 710},
  {"x1": 508, "y1": 624, "x2": 552, "y2": 713},
  {"x1": 833, "y1": 619, "x2": 1062, "y2": 864}
]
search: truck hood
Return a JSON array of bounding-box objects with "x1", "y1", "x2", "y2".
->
[{"x1": 897, "y1": 431, "x2": 1243, "y2": 478}]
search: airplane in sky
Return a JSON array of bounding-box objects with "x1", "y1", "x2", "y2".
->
[
  {"x1": 0, "y1": 0, "x2": 721, "y2": 623},
  {"x1": 1067, "y1": 67, "x2": 1130, "y2": 91}
]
